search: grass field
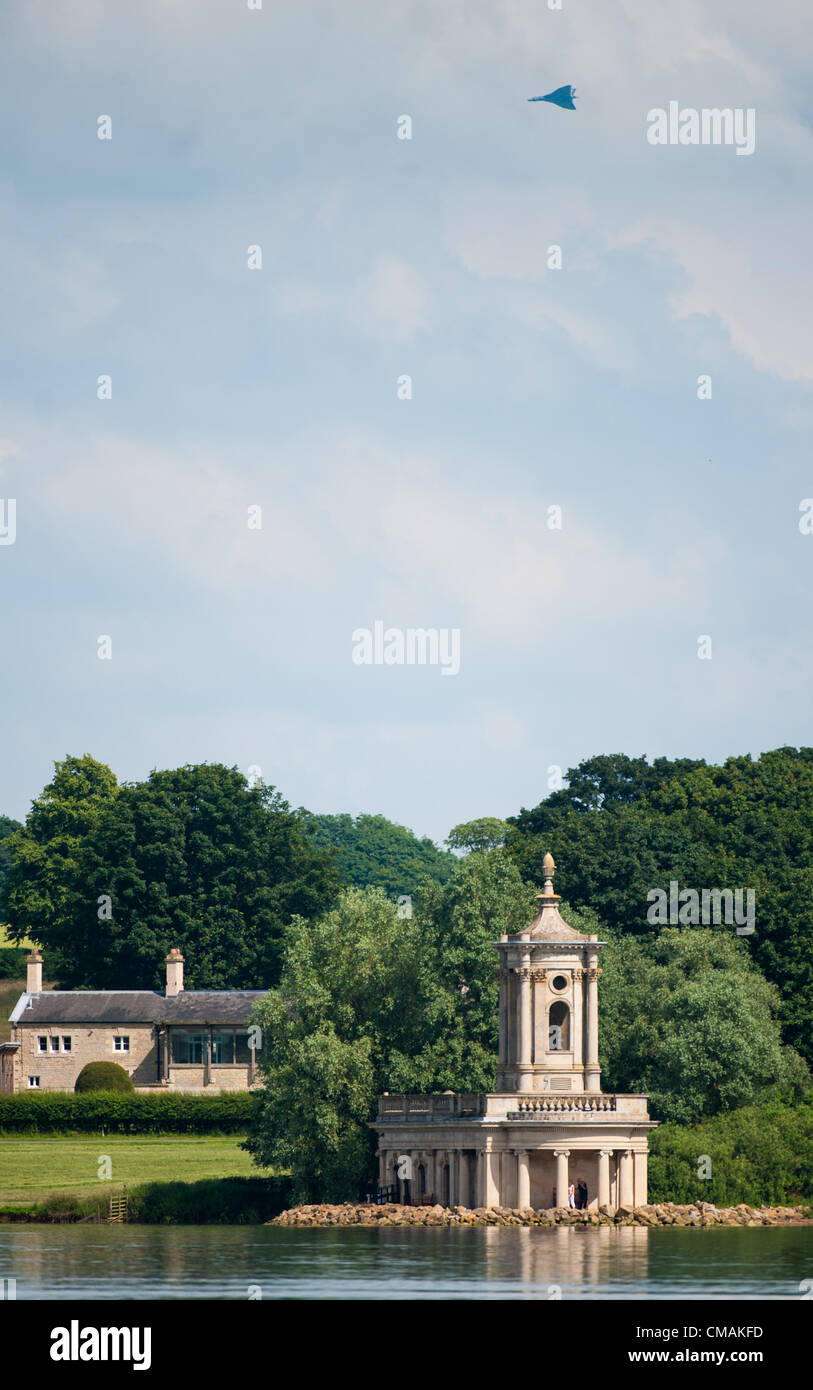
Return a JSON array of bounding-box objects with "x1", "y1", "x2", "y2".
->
[{"x1": 0, "y1": 1136, "x2": 269, "y2": 1206}]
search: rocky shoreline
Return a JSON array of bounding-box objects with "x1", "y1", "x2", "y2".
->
[{"x1": 271, "y1": 1200, "x2": 811, "y2": 1228}]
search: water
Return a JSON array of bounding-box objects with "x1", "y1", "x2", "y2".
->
[{"x1": 1, "y1": 1224, "x2": 810, "y2": 1299}]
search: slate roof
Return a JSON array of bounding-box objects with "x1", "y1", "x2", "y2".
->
[{"x1": 9, "y1": 990, "x2": 267, "y2": 1026}]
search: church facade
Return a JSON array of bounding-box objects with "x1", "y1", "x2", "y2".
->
[{"x1": 372, "y1": 853, "x2": 655, "y2": 1210}]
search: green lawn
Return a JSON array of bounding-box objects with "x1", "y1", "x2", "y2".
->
[{"x1": 0, "y1": 1136, "x2": 268, "y2": 1205}]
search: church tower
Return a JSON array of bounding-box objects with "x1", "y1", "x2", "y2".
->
[
  {"x1": 373, "y1": 847, "x2": 656, "y2": 1211},
  {"x1": 496, "y1": 851, "x2": 602, "y2": 1093}
]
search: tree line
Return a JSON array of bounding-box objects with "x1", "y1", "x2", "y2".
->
[{"x1": 1, "y1": 749, "x2": 811, "y2": 1201}]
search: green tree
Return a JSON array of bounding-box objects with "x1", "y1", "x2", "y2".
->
[
  {"x1": 297, "y1": 811, "x2": 455, "y2": 897},
  {"x1": 411, "y1": 851, "x2": 537, "y2": 1090},
  {"x1": 4, "y1": 761, "x2": 339, "y2": 989},
  {"x1": 598, "y1": 929, "x2": 808, "y2": 1123},
  {"x1": 445, "y1": 818, "x2": 509, "y2": 854},
  {"x1": 0, "y1": 814, "x2": 22, "y2": 913},
  {"x1": 1, "y1": 755, "x2": 118, "y2": 977},
  {"x1": 507, "y1": 747, "x2": 813, "y2": 1066},
  {"x1": 245, "y1": 888, "x2": 430, "y2": 1200}
]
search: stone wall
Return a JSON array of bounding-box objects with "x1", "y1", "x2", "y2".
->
[{"x1": 12, "y1": 1023, "x2": 158, "y2": 1092}]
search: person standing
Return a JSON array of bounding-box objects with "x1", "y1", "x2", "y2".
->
[{"x1": 568, "y1": 1181, "x2": 576, "y2": 1208}]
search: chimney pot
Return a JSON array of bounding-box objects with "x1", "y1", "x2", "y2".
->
[
  {"x1": 165, "y1": 948, "x2": 185, "y2": 997},
  {"x1": 26, "y1": 949, "x2": 43, "y2": 995}
]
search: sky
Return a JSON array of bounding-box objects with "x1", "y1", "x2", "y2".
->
[{"x1": 1, "y1": 0, "x2": 812, "y2": 844}]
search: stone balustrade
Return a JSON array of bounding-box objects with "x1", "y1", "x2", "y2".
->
[
  {"x1": 377, "y1": 1093, "x2": 486, "y2": 1121},
  {"x1": 510, "y1": 1095, "x2": 617, "y2": 1115}
]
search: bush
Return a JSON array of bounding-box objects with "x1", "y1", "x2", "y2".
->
[
  {"x1": 0, "y1": 1091, "x2": 257, "y2": 1134},
  {"x1": 127, "y1": 1176, "x2": 293, "y2": 1224},
  {"x1": 75, "y1": 1062, "x2": 135, "y2": 1094},
  {"x1": 649, "y1": 1097, "x2": 813, "y2": 1206}
]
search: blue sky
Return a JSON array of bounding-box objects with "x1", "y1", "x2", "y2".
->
[{"x1": 1, "y1": 0, "x2": 812, "y2": 843}]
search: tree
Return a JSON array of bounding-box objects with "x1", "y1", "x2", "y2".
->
[
  {"x1": 411, "y1": 851, "x2": 536, "y2": 1090},
  {"x1": 1, "y1": 755, "x2": 118, "y2": 978},
  {"x1": 598, "y1": 929, "x2": 808, "y2": 1123},
  {"x1": 245, "y1": 888, "x2": 430, "y2": 1200},
  {"x1": 445, "y1": 818, "x2": 509, "y2": 854},
  {"x1": 507, "y1": 747, "x2": 813, "y2": 1067},
  {"x1": 4, "y1": 761, "x2": 339, "y2": 989},
  {"x1": 297, "y1": 811, "x2": 455, "y2": 897},
  {"x1": 0, "y1": 814, "x2": 22, "y2": 915}
]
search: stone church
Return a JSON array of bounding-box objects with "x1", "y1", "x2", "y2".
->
[{"x1": 373, "y1": 853, "x2": 655, "y2": 1209}]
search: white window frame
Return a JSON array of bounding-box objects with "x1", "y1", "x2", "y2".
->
[
  {"x1": 62, "y1": 1036, "x2": 71, "y2": 1052},
  {"x1": 28, "y1": 1075, "x2": 40, "y2": 1088},
  {"x1": 37, "y1": 1036, "x2": 48, "y2": 1053},
  {"x1": 113, "y1": 1035, "x2": 130, "y2": 1053}
]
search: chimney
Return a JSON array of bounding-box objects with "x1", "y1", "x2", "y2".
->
[
  {"x1": 165, "y1": 948, "x2": 184, "y2": 997},
  {"x1": 26, "y1": 949, "x2": 43, "y2": 995}
]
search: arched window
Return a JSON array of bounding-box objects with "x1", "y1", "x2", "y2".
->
[{"x1": 548, "y1": 1000, "x2": 570, "y2": 1050}]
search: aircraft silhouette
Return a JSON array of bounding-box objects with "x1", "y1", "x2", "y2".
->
[{"x1": 528, "y1": 85, "x2": 577, "y2": 110}]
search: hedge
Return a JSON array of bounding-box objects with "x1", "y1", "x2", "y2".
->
[
  {"x1": 0, "y1": 1091, "x2": 258, "y2": 1135},
  {"x1": 0, "y1": 1177, "x2": 293, "y2": 1224},
  {"x1": 127, "y1": 1176, "x2": 293, "y2": 1223}
]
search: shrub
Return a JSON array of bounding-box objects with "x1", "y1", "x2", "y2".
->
[
  {"x1": 649, "y1": 1097, "x2": 813, "y2": 1205},
  {"x1": 0, "y1": 1091, "x2": 257, "y2": 1134},
  {"x1": 75, "y1": 1062, "x2": 135, "y2": 1094},
  {"x1": 127, "y1": 1176, "x2": 293, "y2": 1224}
]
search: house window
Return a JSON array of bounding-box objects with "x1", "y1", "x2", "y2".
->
[
  {"x1": 171, "y1": 1030, "x2": 204, "y2": 1065},
  {"x1": 37, "y1": 1036, "x2": 48, "y2": 1053},
  {"x1": 113, "y1": 1036, "x2": 130, "y2": 1053},
  {"x1": 235, "y1": 1031, "x2": 253, "y2": 1065},
  {"x1": 211, "y1": 1030, "x2": 234, "y2": 1064},
  {"x1": 50, "y1": 1036, "x2": 60, "y2": 1052},
  {"x1": 62, "y1": 1037, "x2": 71, "y2": 1052},
  {"x1": 28, "y1": 1076, "x2": 40, "y2": 1088}
]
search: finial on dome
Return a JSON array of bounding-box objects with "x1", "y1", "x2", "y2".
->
[{"x1": 542, "y1": 850, "x2": 556, "y2": 896}]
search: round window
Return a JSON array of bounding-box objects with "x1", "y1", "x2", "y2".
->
[{"x1": 552, "y1": 974, "x2": 568, "y2": 991}]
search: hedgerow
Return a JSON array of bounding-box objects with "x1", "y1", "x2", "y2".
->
[{"x1": 0, "y1": 1091, "x2": 257, "y2": 1134}]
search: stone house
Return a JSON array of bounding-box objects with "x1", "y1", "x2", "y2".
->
[
  {"x1": 0, "y1": 947, "x2": 266, "y2": 1094},
  {"x1": 372, "y1": 851, "x2": 656, "y2": 1210}
]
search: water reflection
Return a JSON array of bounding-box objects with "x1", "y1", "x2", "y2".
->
[{"x1": 0, "y1": 1225, "x2": 808, "y2": 1300}]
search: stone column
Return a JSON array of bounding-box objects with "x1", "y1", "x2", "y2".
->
[
  {"x1": 554, "y1": 1149, "x2": 570, "y2": 1208},
  {"x1": 598, "y1": 1149, "x2": 612, "y2": 1208},
  {"x1": 517, "y1": 1150, "x2": 531, "y2": 1209},
  {"x1": 519, "y1": 961, "x2": 533, "y2": 1088},
  {"x1": 633, "y1": 1151, "x2": 648, "y2": 1207},
  {"x1": 619, "y1": 1149, "x2": 634, "y2": 1207},
  {"x1": 497, "y1": 968, "x2": 507, "y2": 1087},
  {"x1": 484, "y1": 1146, "x2": 500, "y2": 1209},
  {"x1": 448, "y1": 1151, "x2": 457, "y2": 1208},
  {"x1": 585, "y1": 945, "x2": 601, "y2": 1090}
]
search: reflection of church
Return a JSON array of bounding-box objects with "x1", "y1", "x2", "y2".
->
[{"x1": 373, "y1": 853, "x2": 655, "y2": 1209}]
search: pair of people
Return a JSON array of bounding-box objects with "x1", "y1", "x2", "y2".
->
[{"x1": 567, "y1": 1180, "x2": 589, "y2": 1209}]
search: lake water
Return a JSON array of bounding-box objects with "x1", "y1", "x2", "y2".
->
[{"x1": 1, "y1": 1224, "x2": 810, "y2": 1299}]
